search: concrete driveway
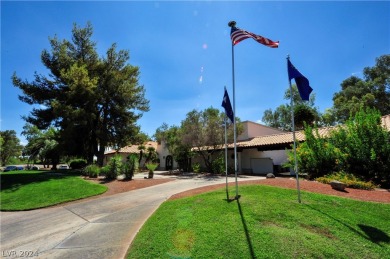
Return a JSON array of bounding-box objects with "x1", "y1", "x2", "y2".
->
[{"x1": 1, "y1": 172, "x2": 265, "y2": 259}]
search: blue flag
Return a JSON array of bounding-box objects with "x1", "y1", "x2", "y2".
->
[
  {"x1": 222, "y1": 88, "x2": 234, "y2": 123},
  {"x1": 287, "y1": 59, "x2": 313, "y2": 101}
]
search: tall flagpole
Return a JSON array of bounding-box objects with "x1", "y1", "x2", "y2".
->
[
  {"x1": 224, "y1": 112, "x2": 229, "y2": 200},
  {"x1": 228, "y1": 20, "x2": 239, "y2": 199},
  {"x1": 287, "y1": 55, "x2": 302, "y2": 203}
]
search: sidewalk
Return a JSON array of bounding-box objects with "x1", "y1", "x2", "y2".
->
[{"x1": 0, "y1": 172, "x2": 265, "y2": 259}]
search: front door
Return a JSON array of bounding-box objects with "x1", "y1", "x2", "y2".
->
[{"x1": 165, "y1": 155, "x2": 173, "y2": 170}]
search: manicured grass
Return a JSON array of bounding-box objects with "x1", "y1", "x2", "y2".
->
[
  {"x1": 127, "y1": 185, "x2": 390, "y2": 258},
  {"x1": 1, "y1": 170, "x2": 107, "y2": 211}
]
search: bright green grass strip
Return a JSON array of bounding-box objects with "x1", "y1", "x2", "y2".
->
[
  {"x1": 127, "y1": 185, "x2": 390, "y2": 259},
  {"x1": 1, "y1": 170, "x2": 107, "y2": 211}
]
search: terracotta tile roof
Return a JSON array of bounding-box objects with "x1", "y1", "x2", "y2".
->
[
  {"x1": 192, "y1": 127, "x2": 337, "y2": 151},
  {"x1": 220, "y1": 115, "x2": 390, "y2": 150},
  {"x1": 104, "y1": 141, "x2": 158, "y2": 155},
  {"x1": 232, "y1": 127, "x2": 335, "y2": 149}
]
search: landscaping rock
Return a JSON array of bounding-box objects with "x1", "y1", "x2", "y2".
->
[
  {"x1": 330, "y1": 180, "x2": 346, "y2": 191},
  {"x1": 266, "y1": 173, "x2": 275, "y2": 179}
]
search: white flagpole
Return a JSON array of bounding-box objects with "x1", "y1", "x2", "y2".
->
[
  {"x1": 287, "y1": 55, "x2": 302, "y2": 203},
  {"x1": 224, "y1": 112, "x2": 229, "y2": 200},
  {"x1": 229, "y1": 21, "x2": 239, "y2": 200}
]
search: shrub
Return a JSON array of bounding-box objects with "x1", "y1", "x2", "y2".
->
[
  {"x1": 100, "y1": 166, "x2": 110, "y2": 176},
  {"x1": 146, "y1": 162, "x2": 159, "y2": 179},
  {"x1": 284, "y1": 126, "x2": 345, "y2": 179},
  {"x1": 83, "y1": 164, "x2": 100, "y2": 178},
  {"x1": 192, "y1": 163, "x2": 201, "y2": 173},
  {"x1": 106, "y1": 155, "x2": 122, "y2": 180},
  {"x1": 69, "y1": 158, "x2": 87, "y2": 169},
  {"x1": 145, "y1": 162, "x2": 159, "y2": 172},
  {"x1": 331, "y1": 108, "x2": 390, "y2": 185},
  {"x1": 286, "y1": 108, "x2": 390, "y2": 187},
  {"x1": 316, "y1": 172, "x2": 377, "y2": 190},
  {"x1": 122, "y1": 154, "x2": 138, "y2": 180},
  {"x1": 211, "y1": 155, "x2": 225, "y2": 174}
]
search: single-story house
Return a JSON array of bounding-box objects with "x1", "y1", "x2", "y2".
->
[
  {"x1": 104, "y1": 114, "x2": 390, "y2": 174},
  {"x1": 104, "y1": 141, "x2": 158, "y2": 166},
  {"x1": 104, "y1": 140, "x2": 178, "y2": 170},
  {"x1": 204, "y1": 114, "x2": 390, "y2": 175}
]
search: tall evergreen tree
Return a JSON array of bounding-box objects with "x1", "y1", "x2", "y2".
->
[{"x1": 12, "y1": 22, "x2": 149, "y2": 165}]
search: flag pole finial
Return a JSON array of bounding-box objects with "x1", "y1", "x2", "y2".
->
[{"x1": 228, "y1": 21, "x2": 236, "y2": 27}]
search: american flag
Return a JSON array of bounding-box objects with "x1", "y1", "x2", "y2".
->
[{"x1": 230, "y1": 26, "x2": 279, "y2": 48}]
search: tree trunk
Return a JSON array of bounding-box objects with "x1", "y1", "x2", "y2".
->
[{"x1": 96, "y1": 144, "x2": 106, "y2": 167}]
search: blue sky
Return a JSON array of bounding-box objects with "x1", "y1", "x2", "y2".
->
[{"x1": 1, "y1": 1, "x2": 389, "y2": 145}]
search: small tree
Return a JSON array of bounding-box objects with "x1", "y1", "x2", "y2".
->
[
  {"x1": 181, "y1": 107, "x2": 242, "y2": 173},
  {"x1": 154, "y1": 107, "x2": 243, "y2": 173},
  {"x1": 0, "y1": 130, "x2": 23, "y2": 166},
  {"x1": 144, "y1": 146, "x2": 157, "y2": 165},
  {"x1": 262, "y1": 85, "x2": 321, "y2": 131},
  {"x1": 145, "y1": 162, "x2": 159, "y2": 179},
  {"x1": 154, "y1": 124, "x2": 193, "y2": 171}
]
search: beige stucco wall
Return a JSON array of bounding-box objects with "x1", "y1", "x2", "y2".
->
[
  {"x1": 238, "y1": 121, "x2": 285, "y2": 141},
  {"x1": 156, "y1": 140, "x2": 178, "y2": 170}
]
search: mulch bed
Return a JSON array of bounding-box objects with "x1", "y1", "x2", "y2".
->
[
  {"x1": 75, "y1": 176, "x2": 390, "y2": 204},
  {"x1": 169, "y1": 178, "x2": 390, "y2": 203}
]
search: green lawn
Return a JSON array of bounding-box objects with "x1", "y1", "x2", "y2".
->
[
  {"x1": 127, "y1": 185, "x2": 390, "y2": 259},
  {"x1": 0, "y1": 170, "x2": 107, "y2": 211}
]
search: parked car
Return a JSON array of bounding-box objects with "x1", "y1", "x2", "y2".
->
[
  {"x1": 26, "y1": 165, "x2": 40, "y2": 170},
  {"x1": 58, "y1": 165, "x2": 69, "y2": 170},
  {"x1": 3, "y1": 165, "x2": 24, "y2": 172}
]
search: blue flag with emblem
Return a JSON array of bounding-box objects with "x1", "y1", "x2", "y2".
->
[
  {"x1": 287, "y1": 59, "x2": 313, "y2": 101},
  {"x1": 222, "y1": 88, "x2": 234, "y2": 123}
]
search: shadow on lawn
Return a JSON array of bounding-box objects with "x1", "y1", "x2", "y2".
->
[
  {"x1": 236, "y1": 199, "x2": 256, "y2": 259},
  {"x1": 306, "y1": 204, "x2": 390, "y2": 246},
  {"x1": 0, "y1": 171, "x2": 79, "y2": 193},
  {"x1": 358, "y1": 224, "x2": 390, "y2": 245}
]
